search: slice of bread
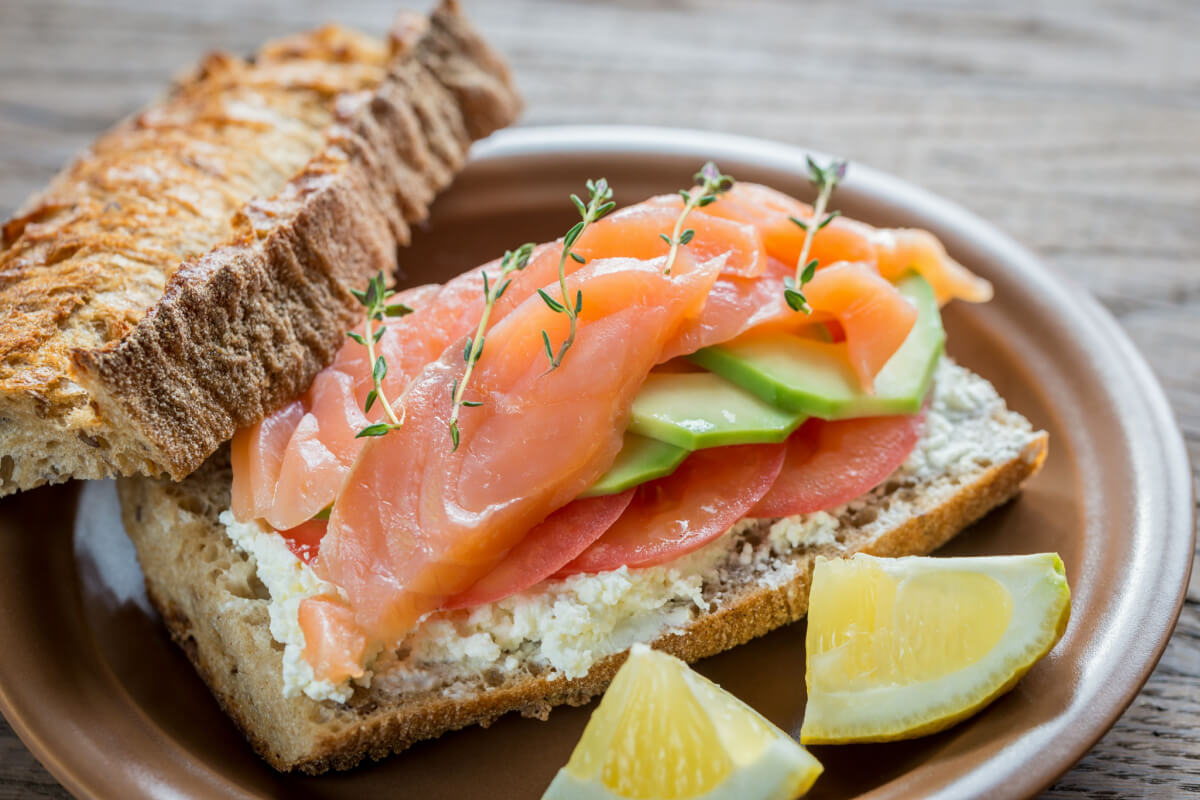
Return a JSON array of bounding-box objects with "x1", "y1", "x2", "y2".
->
[
  {"x1": 0, "y1": 0, "x2": 519, "y2": 497},
  {"x1": 116, "y1": 358, "x2": 1048, "y2": 773}
]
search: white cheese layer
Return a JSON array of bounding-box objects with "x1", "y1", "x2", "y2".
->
[
  {"x1": 224, "y1": 357, "x2": 1031, "y2": 701},
  {"x1": 220, "y1": 512, "x2": 360, "y2": 703}
]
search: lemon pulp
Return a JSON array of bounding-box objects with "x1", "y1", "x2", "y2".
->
[
  {"x1": 544, "y1": 644, "x2": 822, "y2": 800},
  {"x1": 801, "y1": 552, "x2": 1070, "y2": 744}
]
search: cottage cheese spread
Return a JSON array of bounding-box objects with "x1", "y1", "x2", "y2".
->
[{"x1": 220, "y1": 512, "x2": 360, "y2": 703}]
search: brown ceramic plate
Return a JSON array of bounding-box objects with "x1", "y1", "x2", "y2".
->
[{"x1": 0, "y1": 126, "x2": 1192, "y2": 800}]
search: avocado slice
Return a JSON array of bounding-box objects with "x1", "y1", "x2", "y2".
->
[
  {"x1": 581, "y1": 433, "x2": 689, "y2": 498},
  {"x1": 628, "y1": 371, "x2": 807, "y2": 450},
  {"x1": 688, "y1": 272, "x2": 944, "y2": 419}
]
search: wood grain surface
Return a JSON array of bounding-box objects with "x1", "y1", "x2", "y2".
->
[{"x1": 0, "y1": 0, "x2": 1197, "y2": 797}]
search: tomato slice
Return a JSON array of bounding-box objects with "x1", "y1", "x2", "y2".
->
[
  {"x1": 559, "y1": 443, "x2": 786, "y2": 575},
  {"x1": 276, "y1": 518, "x2": 328, "y2": 565},
  {"x1": 442, "y1": 490, "x2": 635, "y2": 610},
  {"x1": 749, "y1": 412, "x2": 924, "y2": 518}
]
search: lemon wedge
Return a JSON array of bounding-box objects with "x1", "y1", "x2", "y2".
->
[
  {"x1": 801, "y1": 552, "x2": 1070, "y2": 744},
  {"x1": 543, "y1": 643, "x2": 823, "y2": 800}
]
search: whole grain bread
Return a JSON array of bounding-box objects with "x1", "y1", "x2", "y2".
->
[
  {"x1": 116, "y1": 359, "x2": 1049, "y2": 774},
  {"x1": 0, "y1": 0, "x2": 519, "y2": 497}
]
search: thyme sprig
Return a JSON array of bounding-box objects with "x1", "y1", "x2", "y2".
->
[
  {"x1": 349, "y1": 271, "x2": 413, "y2": 438},
  {"x1": 539, "y1": 178, "x2": 615, "y2": 370},
  {"x1": 783, "y1": 156, "x2": 848, "y2": 313},
  {"x1": 448, "y1": 242, "x2": 536, "y2": 450},
  {"x1": 661, "y1": 161, "x2": 734, "y2": 276}
]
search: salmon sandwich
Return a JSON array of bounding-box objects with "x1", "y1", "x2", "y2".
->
[{"x1": 115, "y1": 162, "x2": 1047, "y2": 771}]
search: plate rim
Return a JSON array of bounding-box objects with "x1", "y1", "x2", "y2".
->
[{"x1": 0, "y1": 124, "x2": 1193, "y2": 800}]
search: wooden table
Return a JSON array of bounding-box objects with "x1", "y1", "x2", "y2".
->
[{"x1": 0, "y1": 0, "x2": 1196, "y2": 796}]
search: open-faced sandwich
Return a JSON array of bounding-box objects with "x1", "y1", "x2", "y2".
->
[{"x1": 116, "y1": 163, "x2": 1048, "y2": 772}]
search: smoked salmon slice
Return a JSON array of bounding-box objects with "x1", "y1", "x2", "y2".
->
[
  {"x1": 234, "y1": 183, "x2": 978, "y2": 531},
  {"x1": 574, "y1": 202, "x2": 767, "y2": 278},
  {"x1": 871, "y1": 227, "x2": 993, "y2": 305},
  {"x1": 231, "y1": 243, "x2": 595, "y2": 529},
  {"x1": 312, "y1": 253, "x2": 721, "y2": 643},
  {"x1": 656, "y1": 257, "x2": 794, "y2": 362},
  {"x1": 231, "y1": 244, "x2": 565, "y2": 529},
  {"x1": 230, "y1": 399, "x2": 304, "y2": 523},
  {"x1": 656, "y1": 182, "x2": 877, "y2": 269},
  {"x1": 297, "y1": 595, "x2": 368, "y2": 685},
  {"x1": 678, "y1": 183, "x2": 992, "y2": 306},
  {"x1": 230, "y1": 275, "x2": 487, "y2": 527},
  {"x1": 661, "y1": 259, "x2": 918, "y2": 393},
  {"x1": 798, "y1": 262, "x2": 918, "y2": 391}
]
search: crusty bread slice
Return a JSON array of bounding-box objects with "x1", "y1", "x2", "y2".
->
[
  {"x1": 0, "y1": 0, "x2": 519, "y2": 497},
  {"x1": 116, "y1": 359, "x2": 1048, "y2": 773}
]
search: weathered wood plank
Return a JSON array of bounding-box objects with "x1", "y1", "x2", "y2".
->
[{"x1": 0, "y1": 0, "x2": 1196, "y2": 796}]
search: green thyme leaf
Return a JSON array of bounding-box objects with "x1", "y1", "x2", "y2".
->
[
  {"x1": 539, "y1": 177, "x2": 615, "y2": 372},
  {"x1": 357, "y1": 422, "x2": 393, "y2": 438},
  {"x1": 784, "y1": 288, "x2": 809, "y2": 312},
  {"x1": 785, "y1": 156, "x2": 847, "y2": 315},
  {"x1": 661, "y1": 161, "x2": 735, "y2": 275},
  {"x1": 564, "y1": 221, "x2": 585, "y2": 248},
  {"x1": 816, "y1": 209, "x2": 841, "y2": 230},
  {"x1": 448, "y1": 238, "x2": 540, "y2": 447},
  {"x1": 538, "y1": 288, "x2": 566, "y2": 313}
]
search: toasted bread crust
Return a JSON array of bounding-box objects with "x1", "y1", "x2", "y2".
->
[
  {"x1": 0, "y1": 0, "x2": 519, "y2": 496},
  {"x1": 117, "y1": 372, "x2": 1048, "y2": 774}
]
